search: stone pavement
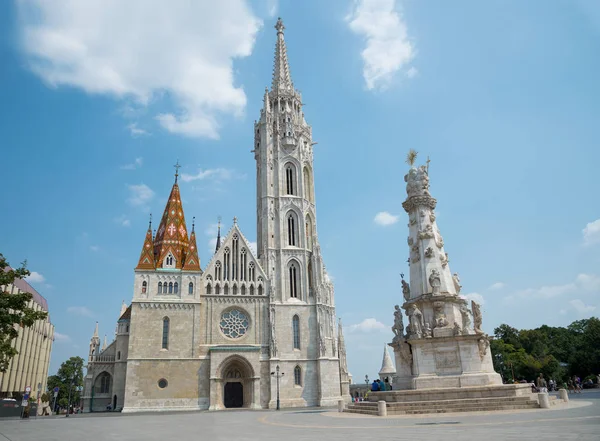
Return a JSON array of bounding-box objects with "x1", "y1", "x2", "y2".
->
[{"x1": 1, "y1": 390, "x2": 598, "y2": 441}]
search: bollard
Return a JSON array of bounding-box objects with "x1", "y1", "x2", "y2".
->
[
  {"x1": 377, "y1": 400, "x2": 387, "y2": 417},
  {"x1": 538, "y1": 392, "x2": 550, "y2": 409},
  {"x1": 338, "y1": 399, "x2": 345, "y2": 412},
  {"x1": 559, "y1": 388, "x2": 569, "y2": 403}
]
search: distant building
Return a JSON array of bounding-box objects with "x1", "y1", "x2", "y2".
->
[{"x1": 0, "y1": 269, "x2": 54, "y2": 398}]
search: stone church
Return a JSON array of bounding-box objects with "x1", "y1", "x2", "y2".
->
[{"x1": 82, "y1": 18, "x2": 350, "y2": 413}]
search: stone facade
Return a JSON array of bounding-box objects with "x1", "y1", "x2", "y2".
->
[{"x1": 82, "y1": 19, "x2": 348, "y2": 413}]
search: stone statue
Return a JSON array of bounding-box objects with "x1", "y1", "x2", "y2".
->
[
  {"x1": 472, "y1": 300, "x2": 483, "y2": 334},
  {"x1": 319, "y1": 324, "x2": 327, "y2": 356},
  {"x1": 269, "y1": 306, "x2": 277, "y2": 357},
  {"x1": 452, "y1": 273, "x2": 462, "y2": 294},
  {"x1": 433, "y1": 301, "x2": 448, "y2": 328},
  {"x1": 392, "y1": 305, "x2": 404, "y2": 341},
  {"x1": 453, "y1": 322, "x2": 461, "y2": 336},
  {"x1": 459, "y1": 303, "x2": 472, "y2": 334},
  {"x1": 429, "y1": 269, "x2": 441, "y2": 295},
  {"x1": 425, "y1": 247, "x2": 434, "y2": 258},
  {"x1": 424, "y1": 322, "x2": 432, "y2": 338},
  {"x1": 418, "y1": 224, "x2": 434, "y2": 239},
  {"x1": 405, "y1": 165, "x2": 430, "y2": 198},
  {"x1": 408, "y1": 304, "x2": 424, "y2": 338},
  {"x1": 402, "y1": 280, "x2": 410, "y2": 301},
  {"x1": 478, "y1": 337, "x2": 490, "y2": 360}
]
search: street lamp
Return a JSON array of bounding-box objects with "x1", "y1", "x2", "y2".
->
[
  {"x1": 270, "y1": 365, "x2": 284, "y2": 411},
  {"x1": 365, "y1": 374, "x2": 369, "y2": 386}
]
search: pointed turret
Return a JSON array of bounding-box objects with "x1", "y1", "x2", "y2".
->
[
  {"x1": 102, "y1": 334, "x2": 108, "y2": 351},
  {"x1": 263, "y1": 87, "x2": 270, "y2": 113},
  {"x1": 184, "y1": 217, "x2": 201, "y2": 271},
  {"x1": 88, "y1": 322, "x2": 100, "y2": 362},
  {"x1": 93, "y1": 321, "x2": 99, "y2": 339},
  {"x1": 271, "y1": 17, "x2": 293, "y2": 92},
  {"x1": 136, "y1": 214, "x2": 155, "y2": 270},
  {"x1": 337, "y1": 319, "x2": 348, "y2": 375},
  {"x1": 153, "y1": 162, "x2": 191, "y2": 269},
  {"x1": 214, "y1": 217, "x2": 222, "y2": 253},
  {"x1": 379, "y1": 344, "x2": 396, "y2": 379},
  {"x1": 120, "y1": 300, "x2": 127, "y2": 317}
]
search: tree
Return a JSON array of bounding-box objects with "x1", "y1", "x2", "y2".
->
[
  {"x1": 47, "y1": 356, "x2": 85, "y2": 408},
  {"x1": 0, "y1": 254, "x2": 48, "y2": 372}
]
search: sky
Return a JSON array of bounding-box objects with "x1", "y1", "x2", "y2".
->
[{"x1": 1, "y1": 0, "x2": 600, "y2": 382}]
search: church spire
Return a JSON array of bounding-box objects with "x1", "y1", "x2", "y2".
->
[
  {"x1": 184, "y1": 217, "x2": 201, "y2": 271},
  {"x1": 135, "y1": 214, "x2": 155, "y2": 270},
  {"x1": 271, "y1": 17, "x2": 293, "y2": 92},
  {"x1": 214, "y1": 217, "x2": 222, "y2": 253}
]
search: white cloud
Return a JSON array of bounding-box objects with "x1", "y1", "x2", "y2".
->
[
  {"x1": 462, "y1": 292, "x2": 485, "y2": 305},
  {"x1": 127, "y1": 123, "x2": 149, "y2": 138},
  {"x1": 488, "y1": 282, "x2": 505, "y2": 290},
  {"x1": 569, "y1": 299, "x2": 596, "y2": 316},
  {"x1": 346, "y1": 0, "x2": 416, "y2": 90},
  {"x1": 25, "y1": 271, "x2": 45, "y2": 284},
  {"x1": 54, "y1": 332, "x2": 71, "y2": 342},
  {"x1": 508, "y1": 273, "x2": 600, "y2": 301},
  {"x1": 90, "y1": 245, "x2": 100, "y2": 252},
  {"x1": 267, "y1": 0, "x2": 278, "y2": 17},
  {"x1": 181, "y1": 168, "x2": 240, "y2": 183},
  {"x1": 67, "y1": 306, "x2": 93, "y2": 317},
  {"x1": 374, "y1": 211, "x2": 399, "y2": 226},
  {"x1": 575, "y1": 273, "x2": 600, "y2": 291},
  {"x1": 345, "y1": 318, "x2": 387, "y2": 333},
  {"x1": 583, "y1": 219, "x2": 600, "y2": 246},
  {"x1": 406, "y1": 66, "x2": 418, "y2": 78},
  {"x1": 18, "y1": 0, "x2": 262, "y2": 139},
  {"x1": 127, "y1": 184, "x2": 155, "y2": 208},
  {"x1": 120, "y1": 157, "x2": 143, "y2": 170},
  {"x1": 114, "y1": 215, "x2": 131, "y2": 227}
]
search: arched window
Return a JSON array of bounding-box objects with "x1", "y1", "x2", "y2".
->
[
  {"x1": 308, "y1": 260, "x2": 314, "y2": 295},
  {"x1": 287, "y1": 213, "x2": 297, "y2": 246},
  {"x1": 249, "y1": 262, "x2": 255, "y2": 282},
  {"x1": 232, "y1": 284, "x2": 238, "y2": 295},
  {"x1": 249, "y1": 285, "x2": 255, "y2": 296},
  {"x1": 165, "y1": 254, "x2": 174, "y2": 267},
  {"x1": 215, "y1": 261, "x2": 222, "y2": 280},
  {"x1": 188, "y1": 282, "x2": 194, "y2": 295},
  {"x1": 142, "y1": 281, "x2": 147, "y2": 294},
  {"x1": 215, "y1": 284, "x2": 220, "y2": 295},
  {"x1": 162, "y1": 317, "x2": 169, "y2": 349},
  {"x1": 117, "y1": 351, "x2": 121, "y2": 360},
  {"x1": 126, "y1": 325, "x2": 129, "y2": 333},
  {"x1": 168, "y1": 282, "x2": 173, "y2": 294},
  {"x1": 206, "y1": 283, "x2": 212, "y2": 295},
  {"x1": 294, "y1": 365, "x2": 302, "y2": 386},
  {"x1": 174, "y1": 282, "x2": 179, "y2": 294},
  {"x1": 158, "y1": 282, "x2": 162, "y2": 294},
  {"x1": 292, "y1": 315, "x2": 300, "y2": 349},
  {"x1": 241, "y1": 284, "x2": 246, "y2": 295},
  {"x1": 289, "y1": 262, "x2": 299, "y2": 298},
  {"x1": 224, "y1": 248, "x2": 230, "y2": 281},
  {"x1": 285, "y1": 164, "x2": 296, "y2": 195},
  {"x1": 96, "y1": 372, "x2": 111, "y2": 394},
  {"x1": 240, "y1": 248, "x2": 247, "y2": 281},
  {"x1": 258, "y1": 284, "x2": 263, "y2": 296},
  {"x1": 224, "y1": 283, "x2": 229, "y2": 295},
  {"x1": 303, "y1": 167, "x2": 314, "y2": 203}
]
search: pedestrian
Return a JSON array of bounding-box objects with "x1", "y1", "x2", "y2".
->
[{"x1": 536, "y1": 374, "x2": 547, "y2": 393}]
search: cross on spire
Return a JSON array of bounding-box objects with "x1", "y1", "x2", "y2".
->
[{"x1": 174, "y1": 160, "x2": 181, "y2": 182}]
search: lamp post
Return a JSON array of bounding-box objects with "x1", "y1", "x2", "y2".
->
[
  {"x1": 270, "y1": 365, "x2": 284, "y2": 411},
  {"x1": 365, "y1": 375, "x2": 369, "y2": 398}
]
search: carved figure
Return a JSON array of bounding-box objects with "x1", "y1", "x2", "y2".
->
[
  {"x1": 472, "y1": 300, "x2": 483, "y2": 334},
  {"x1": 418, "y1": 224, "x2": 434, "y2": 239},
  {"x1": 405, "y1": 165, "x2": 430, "y2": 198},
  {"x1": 435, "y1": 233, "x2": 444, "y2": 249},
  {"x1": 429, "y1": 269, "x2": 442, "y2": 295},
  {"x1": 424, "y1": 322, "x2": 432, "y2": 338},
  {"x1": 478, "y1": 337, "x2": 490, "y2": 360},
  {"x1": 433, "y1": 302, "x2": 448, "y2": 328},
  {"x1": 407, "y1": 236, "x2": 414, "y2": 246},
  {"x1": 453, "y1": 322, "x2": 461, "y2": 336},
  {"x1": 409, "y1": 217, "x2": 417, "y2": 225},
  {"x1": 459, "y1": 303, "x2": 472, "y2": 334},
  {"x1": 430, "y1": 213, "x2": 436, "y2": 222},
  {"x1": 269, "y1": 306, "x2": 277, "y2": 357},
  {"x1": 402, "y1": 280, "x2": 410, "y2": 301},
  {"x1": 319, "y1": 324, "x2": 327, "y2": 356},
  {"x1": 408, "y1": 304, "x2": 424, "y2": 338},
  {"x1": 440, "y1": 253, "x2": 448, "y2": 268},
  {"x1": 452, "y1": 273, "x2": 462, "y2": 294},
  {"x1": 392, "y1": 305, "x2": 404, "y2": 341},
  {"x1": 424, "y1": 247, "x2": 434, "y2": 258}
]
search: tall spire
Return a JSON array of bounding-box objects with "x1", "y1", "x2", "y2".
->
[
  {"x1": 337, "y1": 319, "x2": 348, "y2": 375},
  {"x1": 135, "y1": 214, "x2": 155, "y2": 270},
  {"x1": 379, "y1": 344, "x2": 396, "y2": 378},
  {"x1": 185, "y1": 216, "x2": 201, "y2": 271},
  {"x1": 215, "y1": 216, "x2": 222, "y2": 253},
  {"x1": 120, "y1": 300, "x2": 127, "y2": 317},
  {"x1": 102, "y1": 334, "x2": 108, "y2": 351},
  {"x1": 93, "y1": 321, "x2": 99, "y2": 338},
  {"x1": 271, "y1": 17, "x2": 293, "y2": 91}
]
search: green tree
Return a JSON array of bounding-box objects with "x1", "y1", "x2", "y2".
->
[
  {"x1": 47, "y1": 356, "x2": 85, "y2": 407},
  {"x1": 494, "y1": 324, "x2": 521, "y2": 349},
  {"x1": 0, "y1": 254, "x2": 48, "y2": 372}
]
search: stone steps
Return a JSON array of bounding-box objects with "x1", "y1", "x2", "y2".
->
[{"x1": 345, "y1": 396, "x2": 540, "y2": 416}]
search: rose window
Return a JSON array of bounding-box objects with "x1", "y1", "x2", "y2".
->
[{"x1": 220, "y1": 309, "x2": 250, "y2": 339}]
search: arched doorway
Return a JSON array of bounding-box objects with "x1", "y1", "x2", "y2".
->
[
  {"x1": 214, "y1": 355, "x2": 258, "y2": 410},
  {"x1": 224, "y1": 382, "x2": 243, "y2": 408}
]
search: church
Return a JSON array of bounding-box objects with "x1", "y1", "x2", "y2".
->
[{"x1": 82, "y1": 18, "x2": 350, "y2": 412}]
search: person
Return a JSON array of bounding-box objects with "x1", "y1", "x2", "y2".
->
[
  {"x1": 567, "y1": 379, "x2": 575, "y2": 394},
  {"x1": 371, "y1": 380, "x2": 379, "y2": 392},
  {"x1": 384, "y1": 377, "x2": 392, "y2": 391},
  {"x1": 536, "y1": 374, "x2": 547, "y2": 393}
]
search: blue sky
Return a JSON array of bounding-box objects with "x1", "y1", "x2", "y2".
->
[{"x1": 1, "y1": 0, "x2": 600, "y2": 381}]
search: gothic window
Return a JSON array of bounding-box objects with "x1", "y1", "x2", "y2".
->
[
  {"x1": 158, "y1": 282, "x2": 162, "y2": 294},
  {"x1": 215, "y1": 261, "x2": 222, "y2": 281},
  {"x1": 249, "y1": 284, "x2": 255, "y2": 296},
  {"x1": 249, "y1": 262, "x2": 255, "y2": 282},
  {"x1": 294, "y1": 366, "x2": 302, "y2": 386},
  {"x1": 232, "y1": 235, "x2": 239, "y2": 280},
  {"x1": 289, "y1": 262, "x2": 299, "y2": 298},
  {"x1": 117, "y1": 351, "x2": 121, "y2": 360},
  {"x1": 308, "y1": 260, "x2": 314, "y2": 295},
  {"x1": 303, "y1": 167, "x2": 314, "y2": 203},
  {"x1": 305, "y1": 215, "x2": 313, "y2": 251},
  {"x1": 287, "y1": 213, "x2": 297, "y2": 246},
  {"x1": 162, "y1": 317, "x2": 169, "y2": 349},
  {"x1": 258, "y1": 284, "x2": 263, "y2": 296},
  {"x1": 285, "y1": 164, "x2": 296, "y2": 195},
  {"x1": 233, "y1": 284, "x2": 238, "y2": 295},
  {"x1": 224, "y1": 283, "x2": 229, "y2": 295},
  {"x1": 241, "y1": 284, "x2": 246, "y2": 295},
  {"x1": 206, "y1": 283, "x2": 212, "y2": 295},
  {"x1": 96, "y1": 372, "x2": 111, "y2": 394},
  {"x1": 293, "y1": 315, "x2": 300, "y2": 349},
  {"x1": 224, "y1": 248, "x2": 230, "y2": 281},
  {"x1": 219, "y1": 309, "x2": 250, "y2": 339},
  {"x1": 165, "y1": 254, "x2": 175, "y2": 267},
  {"x1": 174, "y1": 282, "x2": 179, "y2": 294},
  {"x1": 126, "y1": 325, "x2": 129, "y2": 333},
  {"x1": 240, "y1": 248, "x2": 247, "y2": 281},
  {"x1": 142, "y1": 281, "x2": 147, "y2": 294},
  {"x1": 188, "y1": 282, "x2": 194, "y2": 295},
  {"x1": 168, "y1": 282, "x2": 173, "y2": 294},
  {"x1": 215, "y1": 284, "x2": 220, "y2": 295}
]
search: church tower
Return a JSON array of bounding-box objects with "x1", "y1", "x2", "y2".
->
[{"x1": 254, "y1": 18, "x2": 343, "y2": 406}]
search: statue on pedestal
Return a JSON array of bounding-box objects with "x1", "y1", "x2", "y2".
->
[
  {"x1": 452, "y1": 273, "x2": 462, "y2": 294},
  {"x1": 429, "y1": 269, "x2": 441, "y2": 295},
  {"x1": 392, "y1": 305, "x2": 404, "y2": 341},
  {"x1": 408, "y1": 304, "x2": 424, "y2": 339},
  {"x1": 433, "y1": 301, "x2": 448, "y2": 328},
  {"x1": 459, "y1": 303, "x2": 472, "y2": 334},
  {"x1": 402, "y1": 279, "x2": 410, "y2": 301},
  {"x1": 472, "y1": 300, "x2": 483, "y2": 334}
]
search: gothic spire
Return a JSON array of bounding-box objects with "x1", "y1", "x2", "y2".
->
[
  {"x1": 93, "y1": 321, "x2": 99, "y2": 339},
  {"x1": 271, "y1": 17, "x2": 293, "y2": 92},
  {"x1": 184, "y1": 217, "x2": 201, "y2": 271},
  {"x1": 102, "y1": 334, "x2": 108, "y2": 351},
  {"x1": 135, "y1": 214, "x2": 155, "y2": 270},
  {"x1": 215, "y1": 217, "x2": 222, "y2": 253},
  {"x1": 379, "y1": 344, "x2": 396, "y2": 377}
]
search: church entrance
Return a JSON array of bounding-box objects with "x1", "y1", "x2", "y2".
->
[{"x1": 224, "y1": 382, "x2": 243, "y2": 408}]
